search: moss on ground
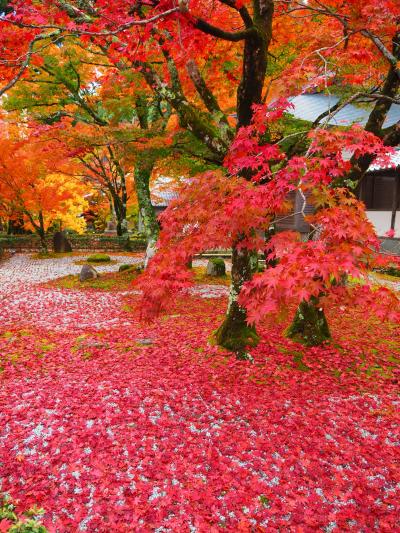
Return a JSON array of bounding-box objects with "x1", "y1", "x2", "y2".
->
[
  {"x1": 32, "y1": 252, "x2": 77, "y2": 259},
  {"x1": 47, "y1": 269, "x2": 139, "y2": 291},
  {"x1": 87, "y1": 253, "x2": 111, "y2": 263},
  {"x1": 192, "y1": 266, "x2": 230, "y2": 286},
  {"x1": 74, "y1": 259, "x2": 118, "y2": 266}
]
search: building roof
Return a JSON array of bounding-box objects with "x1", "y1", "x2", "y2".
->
[
  {"x1": 150, "y1": 176, "x2": 181, "y2": 207},
  {"x1": 368, "y1": 147, "x2": 400, "y2": 172},
  {"x1": 151, "y1": 97, "x2": 400, "y2": 208},
  {"x1": 289, "y1": 93, "x2": 400, "y2": 129},
  {"x1": 151, "y1": 189, "x2": 179, "y2": 207},
  {"x1": 289, "y1": 94, "x2": 400, "y2": 172}
]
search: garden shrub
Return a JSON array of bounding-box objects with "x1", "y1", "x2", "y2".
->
[
  {"x1": 374, "y1": 264, "x2": 400, "y2": 278},
  {"x1": 206, "y1": 257, "x2": 226, "y2": 277},
  {"x1": 87, "y1": 253, "x2": 111, "y2": 263},
  {"x1": 119, "y1": 264, "x2": 133, "y2": 272}
]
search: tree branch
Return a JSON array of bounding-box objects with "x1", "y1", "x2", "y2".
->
[
  {"x1": 361, "y1": 30, "x2": 400, "y2": 80},
  {"x1": 0, "y1": 7, "x2": 180, "y2": 36},
  {"x1": 0, "y1": 31, "x2": 59, "y2": 97},
  {"x1": 193, "y1": 18, "x2": 254, "y2": 41},
  {"x1": 217, "y1": 0, "x2": 253, "y2": 27}
]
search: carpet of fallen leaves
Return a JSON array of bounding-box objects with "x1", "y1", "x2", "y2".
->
[{"x1": 0, "y1": 259, "x2": 399, "y2": 531}]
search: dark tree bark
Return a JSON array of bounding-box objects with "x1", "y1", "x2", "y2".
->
[
  {"x1": 214, "y1": 244, "x2": 260, "y2": 355},
  {"x1": 347, "y1": 29, "x2": 400, "y2": 194},
  {"x1": 214, "y1": 0, "x2": 274, "y2": 355}
]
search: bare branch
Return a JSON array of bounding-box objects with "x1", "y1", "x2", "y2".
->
[
  {"x1": 194, "y1": 18, "x2": 254, "y2": 41},
  {"x1": 361, "y1": 30, "x2": 400, "y2": 80}
]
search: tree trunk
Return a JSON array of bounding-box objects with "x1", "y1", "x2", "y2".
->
[
  {"x1": 110, "y1": 192, "x2": 128, "y2": 237},
  {"x1": 216, "y1": 1, "x2": 274, "y2": 356},
  {"x1": 285, "y1": 296, "x2": 331, "y2": 346},
  {"x1": 134, "y1": 159, "x2": 159, "y2": 267},
  {"x1": 214, "y1": 242, "x2": 260, "y2": 356},
  {"x1": 37, "y1": 211, "x2": 48, "y2": 253},
  {"x1": 347, "y1": 29, "x2": 400, "y2": 193},
  {"x1": 112, "y1": 156, "x2": 129, "y2": 236}
]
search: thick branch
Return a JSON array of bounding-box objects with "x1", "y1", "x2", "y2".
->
[
  {"x1": 193, "y1": 18, "x2": 254, "y2": 41},
  {"x1": 361, "y1": 30, "x2": 400, "y2": 80},
  {"x1": 185, "y1": 59, "x2": 223, "y2": 116},
  {"x1": 217, "y1": 0, "x2": 253, "y2": 27}
]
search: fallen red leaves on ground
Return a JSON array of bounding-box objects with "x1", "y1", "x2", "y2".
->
[{"x1": 0, "y1": 286, "x2": 399, "y2": 531}]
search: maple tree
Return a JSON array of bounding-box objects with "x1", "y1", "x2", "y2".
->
[
  {"x1": 138, "y1": 103, "x2": 400, "y2": 345},
  {"x1": 0, "y1": 129, "x2": 87, "y2": 250},
  {"x1": 0, "y1": 0, "x2": 399, "y2": 350},
  {"x1": 0, "y1": 2, "x2": 400, "y2": 529}
]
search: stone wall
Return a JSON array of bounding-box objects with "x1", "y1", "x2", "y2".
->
[{"x1": 0, "y1": 233, "x2": 147, "y2": 252}]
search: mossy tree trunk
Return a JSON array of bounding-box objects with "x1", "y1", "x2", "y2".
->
[
  {"x1": 134, "y1": 158, "x2": 159, "y2": 267},
  {"x1": 285, "y1": 296, "x2": 330, "y2": 346},
  {"x1": 214, "y1": 243, "x2": 260, "y2": 357},
  {"x1": 135, "y1": 0, "x2": 274, "y2": 356}
]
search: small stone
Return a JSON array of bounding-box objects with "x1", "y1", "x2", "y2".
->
[
  {"x1": 206, "y1": 257, "x2": 226, "y2": 277},
  {"x1": 135, "y1": 338, "x2": 154, "y2": 346},
  {"x1": 79, "y1": 264, "x2": 99, "y2": 282}
]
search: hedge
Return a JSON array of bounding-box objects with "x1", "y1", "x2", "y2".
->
[{"x1": 0, "y1": 233, "x2": 147, "y2": 252}]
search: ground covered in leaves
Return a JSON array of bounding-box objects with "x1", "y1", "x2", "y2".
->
[{"x1": 0, "y1": 254, "x2": 399, "y2": 532}]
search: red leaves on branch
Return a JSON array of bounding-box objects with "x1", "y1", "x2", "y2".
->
[{"x1": 139, "y1": 104, "x2": 400, "y2": 325}]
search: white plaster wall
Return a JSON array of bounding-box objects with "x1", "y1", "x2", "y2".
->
[{"x1": 366, "y1": 211, "x2": 400, "y2": 237}]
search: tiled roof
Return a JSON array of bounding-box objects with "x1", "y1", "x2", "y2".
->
[
  {"x1": 368, "y1": 148, "x2": 400, "y2": 172},
  {"x1": 289, "y1": 93, "x2": 400, "y2": 129},
  {"x1": 289, "y1": 94, "x2": 400, "y2": 172},
  {"x1": 151, "y1": 189, "x2": 179, "y2": 207},
  {"x1": 150, "y1": 176, "x2": 181, "y2": 207}
]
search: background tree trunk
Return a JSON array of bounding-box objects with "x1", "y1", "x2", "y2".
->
[
  {"x1": 134, "y1": 159, "x2": 159, "y2": 267},
  {"x1": 37, "y1": 211, "x2": 47, "y2": 252}
]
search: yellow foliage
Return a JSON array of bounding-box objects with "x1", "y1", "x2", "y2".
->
[{"x1": 42, "y1": 174, "x2": 89, "y2": 234}]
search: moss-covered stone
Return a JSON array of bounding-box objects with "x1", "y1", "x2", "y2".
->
[
  {"x1": 206, "y1": 257, "x2": 226, "y2": 277},
  {"x1": 118, "y1": 263, "x2": 134, "y2": 272},
  {"x1": 285, "y1": 297, "x2": 331, "y2": 346},
  {"x1": 119, "y1": 262, "x2": 144, "y2": 273}
]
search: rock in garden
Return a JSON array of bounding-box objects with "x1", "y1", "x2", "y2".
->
[
  {"x1": 79, "y1": 264, "x2": 98, "y2": 282},
  {"x1": 206, "y1": 257, "x2": 226, "y2": 277},
  {"x1": 135, "y1": 338, "x2": 154, "y2": 346},
  {"x1": 53, "y1": 231, "x2": 72, "y2": 253}
]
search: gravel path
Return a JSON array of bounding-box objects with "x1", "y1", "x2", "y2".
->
[
  {"x1": 0, "y1": 254, "x2": 229, "y2": 331},
  {"x1": 0, "y1": 253, "x2": 142, "y2": 293},
  {"x1": 0, "y1": 254, "x2": 230, "y2": 303}
]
